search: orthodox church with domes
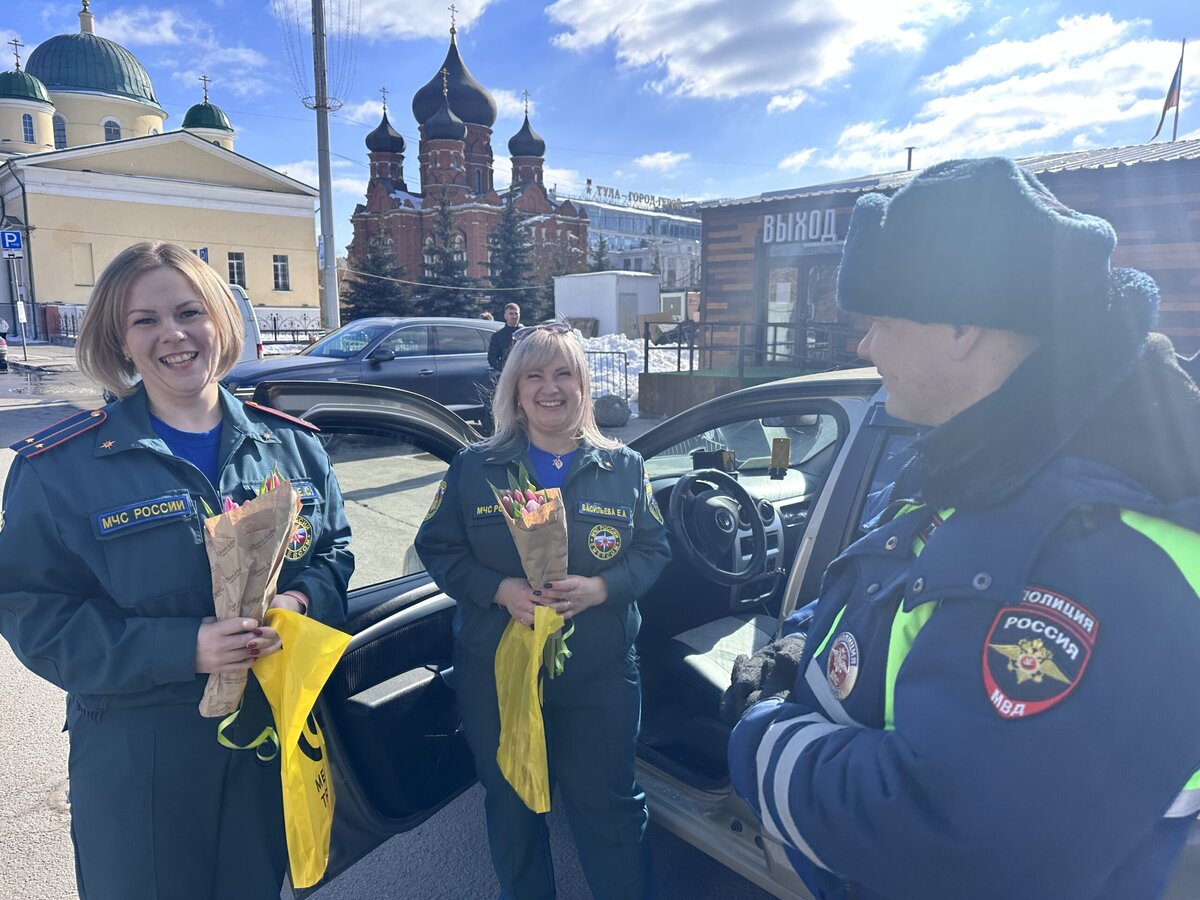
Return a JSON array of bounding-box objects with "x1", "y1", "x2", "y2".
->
[
  {"x1": 349, "y1": 23, "x2": 588, "y2": 303},
  {"x1": 0, "y1": 2, "x2": 319, "y2": 335}
]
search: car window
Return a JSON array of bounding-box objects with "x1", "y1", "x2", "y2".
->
[
  {"x1": 321, "y1": 429, "x2": 448, "y2": 589},
  {"x1": 434, "y1": 325, "x2": 487, "y2": 355},
  {"x1": 303, "y1": 322, "x2": 393, "y2": 359},
  {"x1": 380, "y1": 326, "x2": 431, "y2": 357},
  {"x1": 645, "y1": 412, "x2": 842, "y2": 502},
  {"x1": 858, "y1": 431, "x2": 919, "y2": 531}
]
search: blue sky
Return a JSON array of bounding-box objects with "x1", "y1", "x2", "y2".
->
[{"x1": 4, "y1": 1, "x2": 1197, "y2": 256}]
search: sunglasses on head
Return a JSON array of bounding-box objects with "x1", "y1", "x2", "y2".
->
[{"x1": 513, "y1": 322, "x2": 572, "y2": 342}]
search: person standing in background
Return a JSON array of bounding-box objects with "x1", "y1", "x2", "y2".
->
[{"x1": 488, "y1": 302, "x2": 522, "y2": 373}]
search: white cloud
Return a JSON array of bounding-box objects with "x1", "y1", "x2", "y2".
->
[
  {"x1": 634, "y1": 151, "x2": 690, "y2": 172},
  {"x1": 274, "y1": 159, "x2": 367, "y2": 196},
  {"x1": 330, "y1": 0, "x2": 497, "y2": 41},
  {"x1": 808, "y1": 21, "x2": 1198, "y2": 175},
  {"x1": 546, "y1": 0, "x2": 968, "y2": 107},
  {"x1": 779, "y1": 148, "x2": 817, "y2": 172},
  {"x1": 919, "y1": 14, "x2": 1136, "y2": 92},
  {"x1": 767, "y1": 90, "x2": 808, "y2": 114},
  {"x1": 338, "y1": 99, "x2": 385, "y2": 127},
  {"x1": 491, "y1": 89, "x2": 537, "y2": 121},
  {"x1": 96, "y1": 8, "x2": 187, "y2": 45},
  {"x1": 543, "y1": 166, "x2": 585, "y2": 193},
  {"x1": 88, "y1": 6, "x2": 273, "y2": 100}
]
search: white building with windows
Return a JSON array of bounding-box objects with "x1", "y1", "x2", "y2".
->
[
  {"x1": 0, "y1": 2, "x2": 318, "y2": 338},
  {"x1": 564, "y1": 195, "x2": 702, "y2": 290}
]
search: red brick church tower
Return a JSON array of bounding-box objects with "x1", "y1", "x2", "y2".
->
[{"x1": 349, "y1": 22, "x2": 588, "y2": 304}]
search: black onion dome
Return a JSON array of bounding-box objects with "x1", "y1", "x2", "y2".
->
[
  {"x1": 411, "y1": 34, "x2": 496, "y2": 128},
  {"x1": 423, "y1": 94, "x2": 466, "y2": 142},
  {"x1": 365, "y1": 111, "x2": 406, "y2": 153},
  {"x1": 508, "y1": 113, "x2": 545, "y2": 157}
]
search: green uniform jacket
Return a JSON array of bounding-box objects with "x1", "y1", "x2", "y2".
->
[
  {"x1": 0, "y1": 385, "x2": 354, "y2": 713},
  {"x1": 416, "y1": 441, "x2": 670, "y2": 659}
]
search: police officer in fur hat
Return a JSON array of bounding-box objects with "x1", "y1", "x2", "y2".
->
[{"x1": 725, "y1": 157, "x2": 1200, "y2": 899}]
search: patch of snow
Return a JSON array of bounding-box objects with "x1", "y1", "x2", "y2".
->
[{"x1": 582, "y1": 332, "x2": 691, "y2": 418}]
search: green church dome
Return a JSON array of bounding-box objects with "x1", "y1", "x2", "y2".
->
[
  {"x1": 26, "y1": 32, "x2": 159, "y2": 106},
  {"x1": 183, "y1": 101, "x2": 233, "y2": 132},
  {"x1": 0, "y1": 69, "x2": 53, "y2": 105}
]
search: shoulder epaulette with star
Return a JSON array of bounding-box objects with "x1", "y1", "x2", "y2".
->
[
  {"x1": 11, "y1": 409, "x2": 107, "y2": 458},
  {"x1": 244, "y1": 401, "x2": 320, "y2": 432}
]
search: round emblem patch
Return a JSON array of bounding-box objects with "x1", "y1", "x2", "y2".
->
[
  {"x1": 827, "y1": 632, "x2": 860, "y2": 701},
  {"x1": 424, "y1": 480, "x2": 447, "y2": 522},
  {"x1": 285, "y1": 514, "x2": 314, "y2": 561},
  {"x1": 588, "y1": 524, "x2": 622, "y2": 561}
]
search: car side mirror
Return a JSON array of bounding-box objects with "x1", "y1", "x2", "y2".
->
[{"x1": 367, "y1": 347, "x2": 396, "y2": 363}]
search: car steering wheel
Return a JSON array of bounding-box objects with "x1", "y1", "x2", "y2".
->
[{"x1": 668, "y1": 469, "x2": 768, "y2": 586}]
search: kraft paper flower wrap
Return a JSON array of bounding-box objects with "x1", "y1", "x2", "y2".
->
[
  {"x1": 490, "y1": 464, "x2": 573, "y2": 812},
  {"x1": 199, "y1": 472, "x2": 302, "y2": 718}
]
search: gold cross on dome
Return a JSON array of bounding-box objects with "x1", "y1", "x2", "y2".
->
[
  {"x1": 199, "y1": 73, "x2": 212, "y2": 103},
  {"x1": 379, "y1": 85, "x2": 389, "y2": 113},
  {"x1": 8, "y1": 38, "x2": 23, "y2": 71},
  {"x1": 523, "y1": 89, "x2": 530, "y2": 116},
  {"x1": 448, "y1": 4, "x2": 457, "y2": 32}
]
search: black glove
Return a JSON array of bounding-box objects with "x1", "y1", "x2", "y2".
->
[{"x1": 719, "y1": 633, "x2": 807, "y2": 725}]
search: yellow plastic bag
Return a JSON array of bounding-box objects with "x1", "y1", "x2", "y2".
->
[
  {"x1": 253, "y1": 608, "x2": 351, "y2": 889},
  {"x1": 494, "y1": 604, "x2": 565, "y2": 813}
]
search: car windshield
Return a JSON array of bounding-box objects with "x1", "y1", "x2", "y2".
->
[
  {"x1": 645, "y1": 413, "x2": 841, "y2": 482},
  {"x1": 301, "y1": 322, "x2": 393, "y2": 359}
]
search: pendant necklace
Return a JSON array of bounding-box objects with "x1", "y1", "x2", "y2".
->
[{"x1": 552, "y1": 453, "x2": 565, "y2": 470}]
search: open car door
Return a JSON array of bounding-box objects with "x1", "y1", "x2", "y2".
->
[{"x1": 250, "y1": 381, "x2": 479, "y2": 894}]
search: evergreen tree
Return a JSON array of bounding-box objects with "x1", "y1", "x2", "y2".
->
[
  {"x1": 341, "y1": 233, "x2": 409, "y2": 320},
  {"x1": 487, "y1": 191, "x2": 536, "y2": 315},
  {"x1": 412, "y1": 192, "x2": 480, "y2": 318},
  {"x1": 590, "y1": 234, "x2": 612, "y2": 272}
]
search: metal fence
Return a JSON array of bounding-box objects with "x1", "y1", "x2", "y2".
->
[
  {"x1": 643, "y1": 320, "x2": 862, "y2": 376},
  {"x1": 586, "y1": 350, "x2": 632, "y2": 401},
  {"x1": 259, "y1": 312, "x2": 324, "y2": 344}
]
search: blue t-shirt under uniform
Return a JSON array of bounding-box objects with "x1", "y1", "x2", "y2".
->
[
  {"x1": 150, "y1": 414, "x2": 222, "y2": 487},
  {"x1": 528, "y1": 444, "x2": 576, "y2": 490}
]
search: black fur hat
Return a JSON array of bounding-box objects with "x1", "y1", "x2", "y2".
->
[{"x1": 837, "y1": 157, "x2": 1130, "y2": 336}]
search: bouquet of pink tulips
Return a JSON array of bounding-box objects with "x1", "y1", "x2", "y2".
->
[
  {"x1": 198, "y1": 470, "x2": 302, "y2": 717},
  {"x1": 490, "y1": 464, "x2": 572, "y2": 677}
]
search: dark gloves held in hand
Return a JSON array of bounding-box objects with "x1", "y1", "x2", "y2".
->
[{"x1": 720, "y1": 633, "x2": 808, "y2": 725}]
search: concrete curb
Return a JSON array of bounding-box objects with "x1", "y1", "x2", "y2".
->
[{"x1": 4, "y1": 359, "x2": 77, "y2": 375}]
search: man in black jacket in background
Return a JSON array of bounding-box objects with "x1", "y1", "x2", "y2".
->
[{"x1": 488, "y1": 303, "x2": 521, "y2": 372}]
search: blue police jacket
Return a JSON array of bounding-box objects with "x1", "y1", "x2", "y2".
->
[
  {"x1": 415, "y1": 440, "x2": 670, "y2": 660},
  {"x1": 0, "y1": 385, "x2": 353, "y2": 713},
  {"x1": 729, "y1": 456, "x2": 1200, "y2": 899}
]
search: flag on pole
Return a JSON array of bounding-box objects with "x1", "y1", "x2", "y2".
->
[{"x1": 1150, "y1": 43, "x2": 1185, "y2": 142}]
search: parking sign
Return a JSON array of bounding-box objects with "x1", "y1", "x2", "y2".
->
[{"x1": 0, "y1": 230, "x2": 23, "y2": 259}]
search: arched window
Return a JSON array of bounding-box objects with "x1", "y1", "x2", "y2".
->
[
  {"x1": 22, "y1": 114, "x2": 35, "y2": 144},
  {"x1": 52, "y1": 115, "x2": 66, "y2": 149},
  {"x1": 474, "y1": 169, "x2": 483, "y2": 194},
  {"x1": 452, "y1": 233, "x2": 466, "y2": 265},
  {"x1": 103, "y1": 120, "x2": 121, "y2": 142},
  {"x1": 422, "y1": 236, "x2": 436, "y2": 278}
]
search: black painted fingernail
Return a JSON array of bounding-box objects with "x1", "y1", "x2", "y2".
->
[
  {"x1": 544, "y1": 583, "x2": 553, "y2": 588},
  {"x1": 533, "y1": 590, "x2": 542, "y2": 596}
]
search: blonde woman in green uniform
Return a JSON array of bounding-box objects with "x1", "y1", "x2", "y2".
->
[{"x1": 0, "y1": 241, "x2": 354, "y2": 899}]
